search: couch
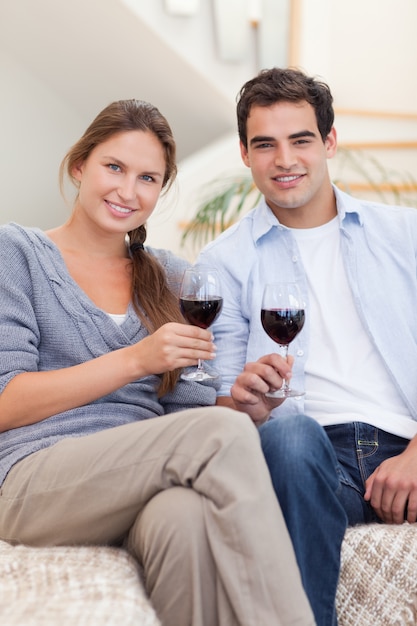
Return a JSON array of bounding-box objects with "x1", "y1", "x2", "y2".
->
[{"x1": 1, "y1": 522, "x2": 417, "y2": 625}]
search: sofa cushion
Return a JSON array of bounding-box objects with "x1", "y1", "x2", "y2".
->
[
  {"x1": 0, "y1": 541, "x2": 160, "y2": 625},
  {"x1": 337, "y1": 523, "x2": 417, "y2": 626}
]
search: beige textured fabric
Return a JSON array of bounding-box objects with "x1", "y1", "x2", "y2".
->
[
  {"x1": 2, "y1": 524, "x2": 417, "y2": 625},
  {"x1": 0, "y1": 540, "x2": 160, "y2": 625},
  {"x1": 337, "y1": 523, "x2": 417, "y2": 626}
]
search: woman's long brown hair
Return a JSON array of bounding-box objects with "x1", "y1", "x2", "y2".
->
[{"x1": 60, "y1": 99, "x2": 184, "y2": 396}]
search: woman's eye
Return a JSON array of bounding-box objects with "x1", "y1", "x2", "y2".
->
[
  {"x1": 141, "y1": 174, "x2": 154, "y2": 182},
  {"x1": 108, "y1": 163, "x2": 121, "y2": 172}
]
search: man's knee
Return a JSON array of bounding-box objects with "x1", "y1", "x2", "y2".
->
[{"x1": 259, "y1": 414, "x2": 332, "y2": 466}]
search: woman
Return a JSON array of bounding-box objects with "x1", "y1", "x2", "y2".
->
[{"x1": 0, "y1": 99, "x2": 314, "y2": 626}]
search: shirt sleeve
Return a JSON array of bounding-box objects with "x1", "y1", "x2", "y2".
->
[
  {"x1": 0, "y1": 228, "x2": 41, "y2": 393},
  {"x1": 197, "y1": 246, "x2": 250, "y2": 398},
  {"x1": 160, "y1": 373, "x2": 219, "y2": 413}
]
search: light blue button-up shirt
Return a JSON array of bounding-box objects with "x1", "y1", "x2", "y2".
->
[{"x1": 198, "y1": 186, "x2": 417, "y2": 422}]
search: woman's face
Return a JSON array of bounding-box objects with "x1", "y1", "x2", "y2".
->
[{"x1": 72, "y1": 130, "x2": 167, "y2": 234}]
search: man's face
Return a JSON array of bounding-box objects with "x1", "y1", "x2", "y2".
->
[{"x1": 240, "y1": 100, "x2": 337, "y2": 226}]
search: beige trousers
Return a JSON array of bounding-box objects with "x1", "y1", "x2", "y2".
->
[{"x1": 0, "y1": 406, "x2": 315, "y2": 626}]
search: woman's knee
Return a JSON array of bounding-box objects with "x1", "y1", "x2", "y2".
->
[
  {"x1": 199, "y1": 405, "x2": 256, "y2": 433},
  {"x1": 185, "y1": 405, "x2": 260, "y2": 453}
]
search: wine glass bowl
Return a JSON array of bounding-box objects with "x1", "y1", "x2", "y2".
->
[
  {"x1": 180, "y1": 297, "x2": 223, "y2": 330},
  {"x1": 261, "y1": 282, "x2": 305, "y2": 398},
  {"x1": 180, "y1": 267, "x2": 223, "y2": 381}
]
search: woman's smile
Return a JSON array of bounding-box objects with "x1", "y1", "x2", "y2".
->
[{"x1": 105, "y1": 199, "x2": 136, "y2": 217}]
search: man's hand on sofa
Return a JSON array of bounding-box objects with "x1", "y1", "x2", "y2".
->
[{"x1": 364, "y1": 437, "x2": 417, "y2": 524}]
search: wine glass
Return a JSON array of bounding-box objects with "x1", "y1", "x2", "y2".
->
[
  {"x1": 261, "y1": 282, "x2": 306, "y2": 398},
  {"x1": 179, "y1": 267, "x2": 223, "y2": 381}
]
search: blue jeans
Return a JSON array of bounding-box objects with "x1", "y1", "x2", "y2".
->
[{"x1": 258, "y1": 416, "x2": 409, "y2": 626}]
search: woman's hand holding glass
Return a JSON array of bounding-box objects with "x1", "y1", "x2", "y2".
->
[{"x1": 133, "y1": 322, "x2": 216, "y2": 377}]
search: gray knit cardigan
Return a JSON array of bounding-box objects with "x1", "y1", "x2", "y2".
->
[{"x1": 0, "y1": 223, "x2": 218, "y2": 485}]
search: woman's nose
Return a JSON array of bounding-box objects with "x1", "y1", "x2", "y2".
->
[{"x1": 117, "y1": 176, "x2": 137, "y2": 201}]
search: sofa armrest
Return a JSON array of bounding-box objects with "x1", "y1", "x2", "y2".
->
[
  {"x1": 0, "y1": 541, "x2": 160, "y2": 625},
  {"x1": 337, "y1": 523, "x2": 417, "y2": 625}
]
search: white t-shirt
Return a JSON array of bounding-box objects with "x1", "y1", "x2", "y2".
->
[
  {"x1": 291, "y1": 217, "x2": 417, "y2": 439},
  {"x1": 108, "y1": 312, "x2": 127, "y2": 327}
]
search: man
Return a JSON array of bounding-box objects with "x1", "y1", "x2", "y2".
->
[{"x1": 198, "y1": 67, "x2": 417, "y2": 626}]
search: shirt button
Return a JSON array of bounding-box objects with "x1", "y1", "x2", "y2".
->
[
  {"x1": 292, "y1": 255, "x2": 298, "y2": 262},
  {"x1": 297, "y1": 349, "x2": 304, "y2": 356}
]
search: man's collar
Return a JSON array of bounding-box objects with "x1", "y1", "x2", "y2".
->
[
  {"x1": 252, "y1": 184, "x2": 364, "y2": 244},
  {"x1": 333, "y1": 185, "x2": 364, "y2": 225},
  {"x1": 252, "y1": 197, "x2": 281, "y2": 244}
]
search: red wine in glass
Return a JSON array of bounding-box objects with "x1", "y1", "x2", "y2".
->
[
  {"x1": 261, "y1": 283, "x2": 305, "y2": 398},
  {"x1": 180, "y1": 268, "x2": 223, "y2": 381},
  {"x1": 180, "y1": 297, "x2": 223, "y2": 329},
  {"x1": 261, "y1": 309, "x2": 305, "y2": 346}
]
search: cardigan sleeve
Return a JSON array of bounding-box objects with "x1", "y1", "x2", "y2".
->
[{"x1": 0, "y1": 226, "x2": 41, "y2": 393}]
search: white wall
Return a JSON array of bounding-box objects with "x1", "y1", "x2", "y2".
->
[
  {"x1": 0, "y1": 52, "x2": 83, "y2": 229},
  {"x1": 299, "y1": 0, "x2": 417, "y2": 115}
]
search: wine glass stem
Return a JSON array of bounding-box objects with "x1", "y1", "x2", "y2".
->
[
  {"x1": 197, "y1": 359, "x2": 205, "y2": 372},
  {"x1": 280, "y1": 344, "x2": 290, "y2": 391}
]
